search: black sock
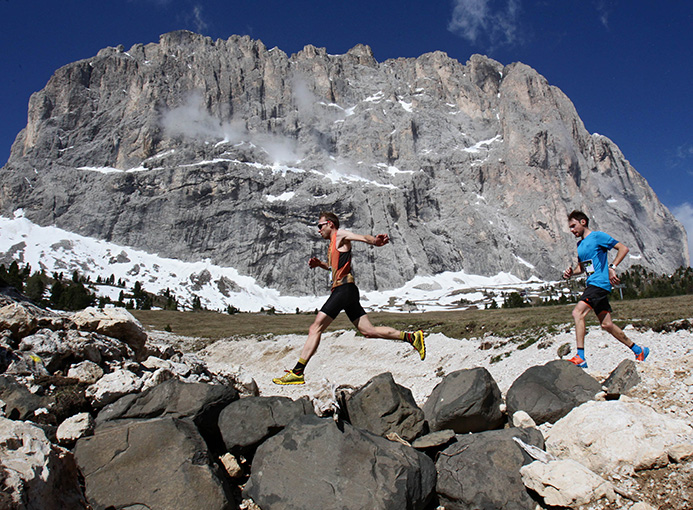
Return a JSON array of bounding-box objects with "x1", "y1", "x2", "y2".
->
[{"x1": 292, "y1": 357, "x2": 307, "y2": 376}]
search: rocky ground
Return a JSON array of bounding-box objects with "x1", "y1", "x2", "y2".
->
[{"x1": 150, "y1": 321, "x2": 693, "y2": 509}]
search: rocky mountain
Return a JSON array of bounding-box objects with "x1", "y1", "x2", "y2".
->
[{"x1": 0, "y1": 30, "x2": 688, "y2": 295}]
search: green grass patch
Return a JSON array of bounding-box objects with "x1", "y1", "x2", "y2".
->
[{"x1": 132, "y1": 294, "x2": 693, "y2": 345}]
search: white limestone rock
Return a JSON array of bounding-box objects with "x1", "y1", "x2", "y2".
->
[
  {"x1": 220, "y1": 452, "x2": 243, "y2": 478},
  {"x1": 67, "y1": 360, "x2": 104, "y2": 384},
  {"x1": 520, "y1": 458, "x2": 616, "y2": 507},
  {"x1": 545, "y1": 400, "x2": 693, "y2": 475},
  {"x1": 57, "y1": 412, "x2": 95, "y2": 445},
  {"x1": 141, "y1": 367, "x2": 174, "y2": 391},
  {"x1": 512, "y1": 410, "x2": 537, "y2": 429},
  {"x1": 0, "y1": 416, "x2": 86, "y2": 508},
  {"x1": 71, "y1": 307, "x2": 147, "y2": 359},
  {"x1": 85, "y1": 369, "x2": 143, "y2": 408}
]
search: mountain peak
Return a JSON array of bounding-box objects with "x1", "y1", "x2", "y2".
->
[{"x1": 0, "y1": 31, "x2": 687, "y2": 298}]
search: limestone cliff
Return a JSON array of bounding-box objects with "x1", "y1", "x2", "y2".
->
[{"x1": 0, "y1": 30, "x2": 688, "y2": 294}]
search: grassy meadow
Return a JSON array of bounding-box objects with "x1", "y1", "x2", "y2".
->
[{"x1": 133, "y1": 294, "x2": 693, "y2": 349}]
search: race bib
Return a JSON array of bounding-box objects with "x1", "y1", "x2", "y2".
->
[{"x1": 582, "y1": 259, "x2": 595, "y2": 274}]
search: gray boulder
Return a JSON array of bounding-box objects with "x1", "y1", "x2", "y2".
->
[
  {"x1": 96, "y1": 378, "x2": 238, "y2": 450},
  {"x1": 0, "y1": 375, "x2": 47, "y2": 421},
  {"x1": 244, "y1": 415, "x2": 436, "y2": 510},
  {"x1": 94, "y1": 376, "x2": 192, "y2": 422},
  {"x1": 412, "y1": 429, "x2": 456, "y2": 451},
  {"x1": 603, "y1": 359, "x2": 641, "y2": 399},
  {"x1": 346, "y1": 372, "x2": 426, "y2": 442},
  {"x1": 218, "y1": 395, "x2": 314, "y2": 452},
  {"x1": 505, "y1": 360, "x2": 602, "y2": 425},
  {"x1": 74, "y1": 416, "x2": 234, "y2": 510},
  {"x1": 422, "y1": 367, "x2": 504, "y2": 433},
  {"x1": 436, "y1": 427, "x2": 545, "y2": 510}
]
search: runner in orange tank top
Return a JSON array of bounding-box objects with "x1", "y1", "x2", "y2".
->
[{"x1": 273, "y1": 211, "x2": 426, "y2": 385}]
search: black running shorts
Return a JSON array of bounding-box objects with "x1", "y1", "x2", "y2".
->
[
  {"x1": 320, "y1": 283, "x2": 367, "y2": 322},
  {"x1": 579, "y1": 285, "x2": 612, "y2": 316}
]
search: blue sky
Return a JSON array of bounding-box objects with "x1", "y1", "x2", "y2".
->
[{"x1": 1, "y1": 0, "x2": 691, "y2": 255}]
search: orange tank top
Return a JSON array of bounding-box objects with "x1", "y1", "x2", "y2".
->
[{"x1": 329, "y1": 231, "x2": 355, "y2": 289}]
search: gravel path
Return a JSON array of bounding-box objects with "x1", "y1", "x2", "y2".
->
[{"x1": 194, "y1": 323, "x2": 693, "y2": 406}]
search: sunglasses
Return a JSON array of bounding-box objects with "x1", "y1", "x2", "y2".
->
[{"x1": 317, "y1": 221, "x2": 329, "y2": 230}]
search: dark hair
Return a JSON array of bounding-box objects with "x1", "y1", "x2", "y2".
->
[
  {"x1": 568, "y1": 210, "x2": 589, "y2": 227},
  {"x1": 319, "y1": 211, "x2": 339, "y2": 229}
]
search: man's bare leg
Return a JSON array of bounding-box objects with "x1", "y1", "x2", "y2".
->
[
  {"x1": 352, "y1": 314, "x2": 401, "y2": 339},
  {"x1": 353, "y1": 315, "x2": 425, "y2": 360},
  {"x1": 273, "y1": 312, "x2": 333, "y2": 385},
  {"x1": 597, "y1": 311, "x2": 633, "y2": 348},
  {"x1": 571, "y1": 301, "x2": 591, "y2": 350},
  {"x1": 300, "y1": 312, "x2": 334, "y2": 361},
  {"x1": 597, "y1": 311, "x2": 649, "y2": 360}
]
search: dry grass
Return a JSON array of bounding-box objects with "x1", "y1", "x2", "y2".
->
[{"x1": 133, "y1": 294, "x2": 693, "y2": 344}]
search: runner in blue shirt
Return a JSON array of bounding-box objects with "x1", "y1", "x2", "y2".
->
[{"x1": 562, "y1": 210, "x2": 649, "y2": 368}]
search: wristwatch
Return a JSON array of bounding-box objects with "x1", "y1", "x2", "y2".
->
[{"x1": 609, "y1": 264, "x2": 616, "y2": 269}]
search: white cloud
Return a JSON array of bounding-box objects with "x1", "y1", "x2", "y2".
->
[
  {"x1": 595, "y1": 0, "x2": 613, "y2": 29},
  {"x1": 671, "y1": 202, "x2": 693, "y2": 267},
  {"x1": 192, "y1": 5, "x2": 208, "y2": 34},
  {"x1": 448, "y1": 0, "x2": 521, "y2": 48},
  {"x1": 675, "y1": 143, "x2": 693, "y2": 163}
]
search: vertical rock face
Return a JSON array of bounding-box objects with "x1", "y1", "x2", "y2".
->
[{"x1": 0, "y1": 31, "x2": 687, "y2": 294}]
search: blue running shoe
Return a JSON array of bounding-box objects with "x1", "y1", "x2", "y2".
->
[
  {"x1": 569, "y1": 355, "x2": 588, "y2": 368},
  {"x1": 635, "y1": 346, "x2": 650, "y2": 362}
]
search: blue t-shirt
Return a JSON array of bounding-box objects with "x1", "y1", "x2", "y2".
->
[{"x1": 577, "y1": 231, "x2": 618, "y2": 291}]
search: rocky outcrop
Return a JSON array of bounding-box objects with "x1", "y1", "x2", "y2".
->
[
  {"x1": 0, "y1": 31, "x2": 687, "y2": 297},
  {"x1": 1, "y1": 289, "x2": 692, "y2": 509}
]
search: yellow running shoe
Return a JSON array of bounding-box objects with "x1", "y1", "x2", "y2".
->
[
  {"x1": 412, "y1": 330, "x2": 425, "y2": 361},
  {"x1": 272, "y1": 369, "x2": 305, "y2": 385}
]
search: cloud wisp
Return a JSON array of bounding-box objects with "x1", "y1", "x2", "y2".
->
[
  {"x1": 191, "y1": 5, "x2": 208, "y2": 34},
  {"x1": 447, "y1": 0, "x2": 522, "y2": 49},
  {"x1": 594, "y1": 0, "x2": 614, "y2": 29},
  {"x1": 161, "y1": 92, "x2": 303, "y2": 164}
]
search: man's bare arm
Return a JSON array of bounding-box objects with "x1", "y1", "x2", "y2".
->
[
  {"x1": 563, "y1": 261, "x2": 583, "y2": 279},
  {"x1": 340, "y1": 230, "x2": 390, "y2": 247},
  {"x1": 608, "y1": 242, "x2": 629, "y2": 284},
  {"x1": 611, "y1": 242, "x2": 629, "y2": 267}
]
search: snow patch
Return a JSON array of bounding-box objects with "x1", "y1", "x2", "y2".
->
[
  {"x1": 463, "y1": 135, "x2": 502, "y2": 153},
  {"x1": 515, "y1": 255, "x2": 536, "y2": 270},
  {"x1": 266, "y1": 192, "x2": 295, "y2": 203},
  {"x1": 0, "y1": 214, "x2": 547, "y2": 315},
  {"x1": 77, "y1": 166, "x2": 148, "y2": 174}
]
